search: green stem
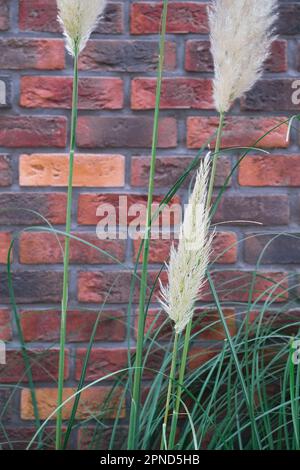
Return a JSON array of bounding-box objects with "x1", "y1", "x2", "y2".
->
[
  {"x1": 127, "y1": 0, "x2": 169, "y2": 450},
  {"x1": 161, "y1": 332, "x2": 179, "y2": 450},
  {"x1": 168, "y1": 112, "x2": 225, "y2": 450},
  {"x1": 55, "y1": 49, "x2": 79, "y2": 451}
]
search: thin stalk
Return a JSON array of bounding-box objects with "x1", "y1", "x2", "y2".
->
[
  {"x1": 56, "y1": 47, "x2": 79, "y2": 450},
  {"x1": 168, "y1": 112, "x2": 225, "y2": 449},
  {"x1": 161, "y1": 332, "x2": 179, "y2": 449},
  {"x1": 127, "y1": 0, "x2": 169, "y2": 450}
]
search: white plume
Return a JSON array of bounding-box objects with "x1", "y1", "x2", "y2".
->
[
  {"x1": 208, "y1": 0, "x2": 278, "y2": 113},
  {"x1": 159, "y1": 153, "x2": 214, "y2": 334},
  {"x1": 56, "y1": 0, "x2": 107, "y2": 56}
]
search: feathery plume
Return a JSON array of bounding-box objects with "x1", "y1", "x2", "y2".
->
[
  {"x1": 208, "y1": 0, "x2": 278, "y2": 113},
  {"x1": 159, "y1": 153, "x2": 214, "y2": 334},
  {"x1": 57, "y1": 0, "x2": 107, "y2": 56}
]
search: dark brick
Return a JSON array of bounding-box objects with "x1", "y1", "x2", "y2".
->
[
  {"x1": 0, "y1": 116, "x2": 67, "y2": 148},
  {"x1": 77, "y1": 117, "x2": 177, "y2": 148},
  {"x1": 278, "y1": 3, "x2": 300, "y2": 35},
  {"x1": 241, "y1": 79, "x2": 298, "y2": 111},
  {"x1": 0, "y1": 0, "x2": 9, "y2": 31},
  {"x1": 0, "y1": 389, "x2": 13, "y2": 421},
  {"x1": 79, "y1": 40, "x2": 176, "y2": 72},
  {"x1": 0, "y1": 39, "x2": 65, "y2": 70},
  {"x1": 214, "y1": 195, "x2": 289, "y2": 226},
  {"x1": 0, "y1": 426, "x2": 58, "y2": 450},
  {"x1": 0, "y1": 155, "x2": 12, "y2": 187},
  {"x1": 131, "y1": 155, "x2": 231, "y2": 188},
  {"x1": 245, "y1": 234, "x2": 300, "y2": 264},
  {"x1": 78, "y1": 426, "x2": 128, "y2": 450},
  {"x1": 0, "y1": 349, "x2": 68, "y2": 383},
  {"x1": 0, "y1": 193, "x2": 67, "y2": 225},
  {"x1": 0, "y1": 271, "x2": 63, "y2": 304},
  {"x1": 19, "y1": 1, "x2": 123, "y2": 34}
]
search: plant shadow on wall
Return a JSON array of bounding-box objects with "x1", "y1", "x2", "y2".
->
[{"x1": 1, "y1": 0, "x2": 300, "y2": 451}]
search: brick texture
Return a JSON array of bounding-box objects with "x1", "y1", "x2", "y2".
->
[{"x1": 0, "y1": 0, "x2": 298, "y2": 449}]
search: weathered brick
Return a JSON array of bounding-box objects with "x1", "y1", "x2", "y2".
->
[
  {"x1": 78, "y1": 426, "x2": 128, "y2": 450},
  {"x1": 77, "y1": 117, "x2": 177, "y2": 148},
  {"x1": 0, "y1": 426, "x2": 58, "y2": 450},
  {"x1": 0, "y1": 232, "x2": 11, "y2": 264},
  {"x1": 78, "y1": 270, "x2": 166, "y2": 304},
  {"x1": 131, "y1": 78, "x2": 214, "y2": 110},
  {"x1": 19, "y1": 232, "x2": 125, "y2": 264},
  {"x1": 75, "y1": 348, "x2": 128, "y2": 381},
  {"x1": 131, "y1": 2, "x2": 208, "y2": 34},
  {"x1": 201, "y1": 271, "x2": 288, "y2": 303},
  {"x1": 0, "y1": 349, "x2": 68, "y2": 383},
  {"x1": 20, "y1": 309, "x2": 126, "y2": 342},
  {"x1": 0, "y1": 116, "x2": 67, "y2": 148},
  {"x1": 133, "y1": 231, "x2": 237, "y2": 264},
  {"x1": 0, "y1": 39, "x2": 65, "y2": 70},
  {"x1": 187, "y1": 116, "x2": 288, "y2": 149},
  {"x1": 20, "y1": 76, "x2": 123, "y2": 109},
  {"x1": 134, "y1": 307, "x2": 236, "y2": 342},
  {"x1": 245, "y1": 234, "x2": 300, "y2": 265},
  {"x1": 0, "y1": 389, "x2": 13, "y2": 422},
  {"x1": 19, "y1": 1, "x2": 124, "y2": 34},
  {"x1": 0, "y1": 193, "x2": 67, "y2": 225},
  {"x1": 77, "y1": 193, "x2": 180, "y2": 226},
  {"x1": 19, "y1": 154, "x2": 125, "y2": 187},
  {"x1": 79, "y1": 40, "x2": 176, "y2": 72},
  {"x1": 21, "y1": 387, "x2": 124, "y2": 420},
  {"x1": 239, "y1": 155, "x2": 300, "y2": 187},
  {"x1": 0, "y1": 271, "x2": 63, "y2": 304},
  {"x1": 241, "y1": 79, "x2": 298, "y2": 111},
  {"x1": 0, "y1": 308, "x2": 12, "y2": 341},
  {"x1": 131, "y1": 155, "x2": 231, "y2": 188},
  {"x1": 0, "y1": 0, "x2": 9, "y2": 31},
  {"x1": 0, "y1": 155, "x2": 12, "y2": 187},
  {"x1": 278, "y1": 3, "x2": 300, "y2": 35},
  {"x1": 214, "y1": 195, "x2": 289, "y2": 226},
  {"x1": 185, "y1": 40, "x2": 287, "y2": 73}
]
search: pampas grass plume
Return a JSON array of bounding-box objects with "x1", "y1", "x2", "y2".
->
[
  {"x1": 209, "y1": 0, "x2": 278, "y2": 113},
  {"x1": 57, "y1": 0, "x2": 107, "y2": 56},
  {"x1": 159, "y1": 153, "x2": 214, "y2": 334}
]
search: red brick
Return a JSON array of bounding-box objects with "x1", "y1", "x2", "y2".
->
[
  {"x1": 185, "y1": 40, "x2": 287, "y2": 73},
  {"x1": 0, "y1": 193, "x2": 67, "y2": 225},
  {"x1": 0, "y1": 232, "x2": 11, "y2": 264},
  {"x1": 131, "y1": 2, "x2": 208, "y2": 34},
  {"x1": 214, "y1": 195, "x2": 289, "y2": 226},
  {"x1": 201, "y1": 271, "x2": 288, "y2": 303},
  {"x1": 77, "y1": 116, "x2": 177, "y2": 148},
  {"x1": 78, "y1": 270, "x2": 167, "y2": 304},
  {"x1": 19, "y1": 154, "x2": 125, "y2": 187},
  {"x1": 133, "y1": 231, "x2": 237, "y2": 264},
  {"x1": 0, "y1": 309, "x2": 12, "y2": 341},
  {"x1": 0, "y1": 39, "x2": 65, "y2": 70},
  {"x1": 0, "y1": 116, "x2": 67, "y2": 148},
  {"x1": 0, "y1": 349, "x2": 68, "y2": 383},
  {"x1": 79, "y1": 40, "x2": 176, "y2": 72},
  {"x1": 75, "y1": 348, "x2": 128, "y2": 381},
  {"x1": 0, "y1": 426, "x2": 58, "y2": 450},
  {"x1": 131, "y1": 155, "x2": 231, "y2": 188},
  {"x1": 239, "y1": 155, "x2": 300, "y2": 187},
  {"x1": 187, "y1": 116, "x2": 288, "y2": 149},
  {"x1": 77, "y1": 193, "x2": 180, "y2": 226},
  {"x1": 0, "y1": 155, "x2": 12, "y2": 187},
  {"x1": 188, "y1": 345, "x2": 221, "y2": 370},
  {"x1": 21, "y1": 387, "x2": 124, "y2": 420},
  {"x1": 131, "y1": 78, "x2": 213, "y2": 110},
  {"x1": 20, "y1": 76, "x2": 123, "y2": 109},
  {"x1": 19, "y1": 232, "x2": 125, "y2": 264},
  {"x1": 0, "y1": 0, "x2": 9, "y2": 31},
  {"x1": 78, "y1": 426, "x2": 128, "y2": 450},
  {"x1": 0, "y1": 271, "x2": 63, "y2": 304},
  {"x1": 19, "y1": 1, "x2": 124, "y2": 34},
  {"x1": 20, "y1": 309, "x2": 126, "y2": 342}
]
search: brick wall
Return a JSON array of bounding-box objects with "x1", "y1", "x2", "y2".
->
[{"x1": 0, "y1": 0, "x2": 299, "y2": 449}]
